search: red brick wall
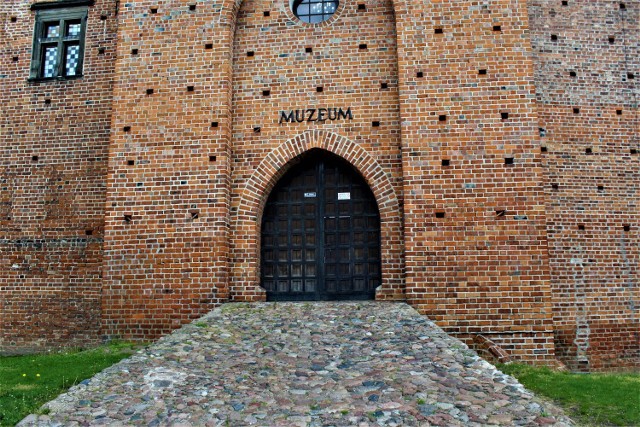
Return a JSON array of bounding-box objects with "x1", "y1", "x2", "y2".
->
[
  {"x1": 2, "y1": 0, "x2": 637, "y2": 371},
  {"x1": 398, "y1": 0, "x2": 557, "y2": 363},
  {"x1": 529, "y1": 0, "x2": 639, "y2": 371},
  {"x1": 228, "y1": 0, "x2": 404, "y2": 301},
  {"x1": 0, "y1": 0, "x2": 117, "y2": 353},
  {"x1": 100, "y1": 0, "x2": 233, "y2": 340}
]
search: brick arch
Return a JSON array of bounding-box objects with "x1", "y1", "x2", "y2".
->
[{"x1": 230, "y1": 130, "x2": 404, "y2": 301}]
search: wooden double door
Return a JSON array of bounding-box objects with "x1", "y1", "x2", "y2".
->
[{"x1": 261, "y1": 153, "x2": 381, "y2": 301}]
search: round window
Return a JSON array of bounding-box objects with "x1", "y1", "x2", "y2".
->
[{"x1": 292, "y1": 0, "x2": 339, "y2": 23}]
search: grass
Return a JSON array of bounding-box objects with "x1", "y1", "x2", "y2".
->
[
  {"x1": 498, "y1": 363, "x2": 640, "y2": 426},
  {"x1": 0, "y1": 342, "x2": 141, "y2": 426}
]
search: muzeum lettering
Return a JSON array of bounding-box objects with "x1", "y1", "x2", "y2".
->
[{"x1": 279, "y1": 107, "x2": 353, "y2": 123}]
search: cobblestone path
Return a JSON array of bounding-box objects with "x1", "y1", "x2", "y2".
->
[{"x1": 20, "y1": 302, "x2": 572, "y2": 426}]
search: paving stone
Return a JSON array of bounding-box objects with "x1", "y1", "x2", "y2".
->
[{"x1": 17, "y1": 302, "x2": 573, "y2": 426}]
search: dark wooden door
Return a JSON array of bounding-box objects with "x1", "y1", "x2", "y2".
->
[{"x1": 261, "y1": 153, "x2": 381, "y2": 301}]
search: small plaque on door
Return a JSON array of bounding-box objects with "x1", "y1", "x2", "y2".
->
[
  {"x1": 304, "y1": 192, "x2": 317, "y2": 198},
  {"x1": 338, "y1": 192, "x2": 351, "y2": 200}
]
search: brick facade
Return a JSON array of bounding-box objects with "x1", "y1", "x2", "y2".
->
[
  {"x1": 1, "y1": 0, "x2": 637, "y2": 371},
  {"x1": 1, "y1": 0, "x2": 117, "y2": 352},
  {"x1": 529, "y1": 0, "x2": 639, "y2": 371}
]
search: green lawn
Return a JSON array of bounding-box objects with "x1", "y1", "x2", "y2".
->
[
  {"x1": 499, "y1": 363, "x2": 640, "y2": 426},
  {"x1": 0, "y1": 343, "x2": 140, "y2": 426}
]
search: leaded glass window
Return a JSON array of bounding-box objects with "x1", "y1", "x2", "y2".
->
[
  {"x1": 292, "y1": 0, "x2": 338, "y2": 24},
  {"x1": 30, "y1": 3, "x2": 89, "y2": 80}
]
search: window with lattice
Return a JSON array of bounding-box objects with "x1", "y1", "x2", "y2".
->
[
  {"x1": 292, "y1": 0, "x2": 338, "y2": 24},
  {"x1": 30, "y1": 1, "x2": 90, "y2": 80}
]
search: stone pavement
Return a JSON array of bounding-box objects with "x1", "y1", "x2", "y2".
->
[{"x1": 19, "y1": 302, "x2": 573, "y2": 426}]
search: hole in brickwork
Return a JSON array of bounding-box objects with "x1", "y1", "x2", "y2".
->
[
  {"x1": 585, "y1": 147, "x2": 592, "y2": 154},
  {"x1": 438, "y1": 114, "x2": 447, "y2": 122},
  {"x1": 205, "y1": 43, "x2": 213, "y2": 49},
  {"x1": 123, "y1": 214, "x2": 132, "y2": 222},
  {"x1": 305, "y1": 47, "x2": 313, "y2": 53},
  {"x1": 85, "y1": 229, "x2": 93, "y2": 235},
  {"x1": 539, "y1": 127, "x2": 547, "y2": 137},
  {"x1": 416, "y1": 71, "x2": 424, "y2": 78},
  {"x1": 263, "y1": 10, "x2": 270, "y2": 16},
  {"x1": 495, "y1": 209, "x2": 506, "y2": 217},
  {"x1": 616, "y1": 109, "x2": 623, "y2": 115},
  {"x1": 573, "y1": 107, "x2": 580, "y2": 114},
  {"x1": 358, "y1": 3, "x2": 366, "y2": 10},
  {"x1": 253, "y1": 126, "x2": 261, "y2": 133},
  {"x1": 10, "y1": 16, "x2": 17, "y2": 22},
  {"x1": 434, "y1": 28, "x2": 443, "y2": 34},
  {"x1": 441, "y1": 159, "x2": 450, "y2": 166},
  {"x1": 627, "y1": 72, "x2": 635, "y2": 80},
  {"x1": 146, "y1": 88, "x2": 154, "y2": 95},
  {"x1": 150, "y1": 7, "x2": 158, "y2": 14},
  {"x1": 316, "y1": 86, "x2": 323, "y2": 92},
  {"x1": 569, "y1": 71, "x2": 577, "y2": 77},
  {"x1": 359, "y1": 43, "x2": 368, "y2": 50},
  {"x1": 608, "y1": 36, "x2": 615, "y2": 44},
  {"x1": 435, "y1": 211, "x2": 446, "y2": 218},
  {"x1": 262, "y1": 89, "x2": 271, "y2": 96},
  {"x1": 551, "y1": 183, "x2": 559, "y2": 190},
  {"x1": 380, "y1": 82, "x2": 388, "y2": 89},
  {"x1": 32, "y1": 155, "x2": 39, "y2": 162},
  {"x1": 247, "y1": 51, "x2": 255, "y2": 57},
  {"x1": 501, "y1": 112, "x2": 509, "y2": 120},
  {"x1": 578, "y1": 224, "x2": 585, "y2": 230},
  {"x1": 127, "y1": 159, "x2": 135, "y2": 166},
  {"x1": 619, "y1": 3, "x2": 625, "y2": 9},
  {"x1": 551, "y1": 34, "x2": 558, "y2": 41},
  {"x1": 562, "y1": 0, "x2": 568, "y2": 5},
  {"x1": 372, "y1": 121, "x2": 380, "y2": 127},
  {"x1": 493, "y1": 25, "x2": 502, "y2": 32},
  {"x1": 631, "y1": 148, "x2": 638, "y2": 155},
  {"x1": 98, "y1": 47, "x2": 106, "y2": 55},
  {"x1": 187, "y1": 85, "x2": 195, "y2": 92},
  {"x1": 100, "y1": 14, "x2": 108, "y2": 20},
  {"x1": 189, "y1": 4, "x2": 196, "y2": 11},
  {"x1": 12, "y1": 56, "x2": 19, "y2": 62},
  {"x1": 623, "y1": 224, "x2": 630, "y2": 231},
  {"x1": 597, "y1": 185, "x2": 604, "y2": 191},
  {"x1": 131, "y1": 48, "x2": 139, "y2": 55},
  {"x1": 209, "y1": 155, "x2": 217, "y2": 162},
  {"x1": 44, "y1": 98, "x2": 51, "y2": 105},
  {"x1": 541, "y1": 146, "x2": 548, "y2": 153},
  {"x1": 123, "y1": 126, "x2": 131, "y2": 132},
  {"x1": 478, "y1": 69, "x2": 487, "y2": 75},
  {"x1": 504, "y1": 157, "x2": 514, "y2": 165},
  {"x1": 211, "y1": 121, "x2": 219, "y2": 128},
  {"x1": 190, "y1": 209, "x2": 199, "y2": 219}
]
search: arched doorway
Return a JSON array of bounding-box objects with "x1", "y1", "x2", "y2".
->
[{"x1": 261, "y1": 151, "x2": 381, "y2": 301}]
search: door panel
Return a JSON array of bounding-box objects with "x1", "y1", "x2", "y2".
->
[{"x1": 261, "y1": 152, "x2": 380, "y2": 301}]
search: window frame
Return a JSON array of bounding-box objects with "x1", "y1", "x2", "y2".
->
[
  {"x1": 29, "y1": 1, "x2": 92, "y2": 81},
  {"x1": 292, "y1": 0, "x2": 339, "y2": 24}
]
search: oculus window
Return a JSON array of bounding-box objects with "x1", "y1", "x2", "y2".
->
[
  {"x1": 30, "y1": 2, "x2": 90, "y2": 80},
  {"x1": 292, "y1": 0, "x2": 338, "y2": 23}
]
